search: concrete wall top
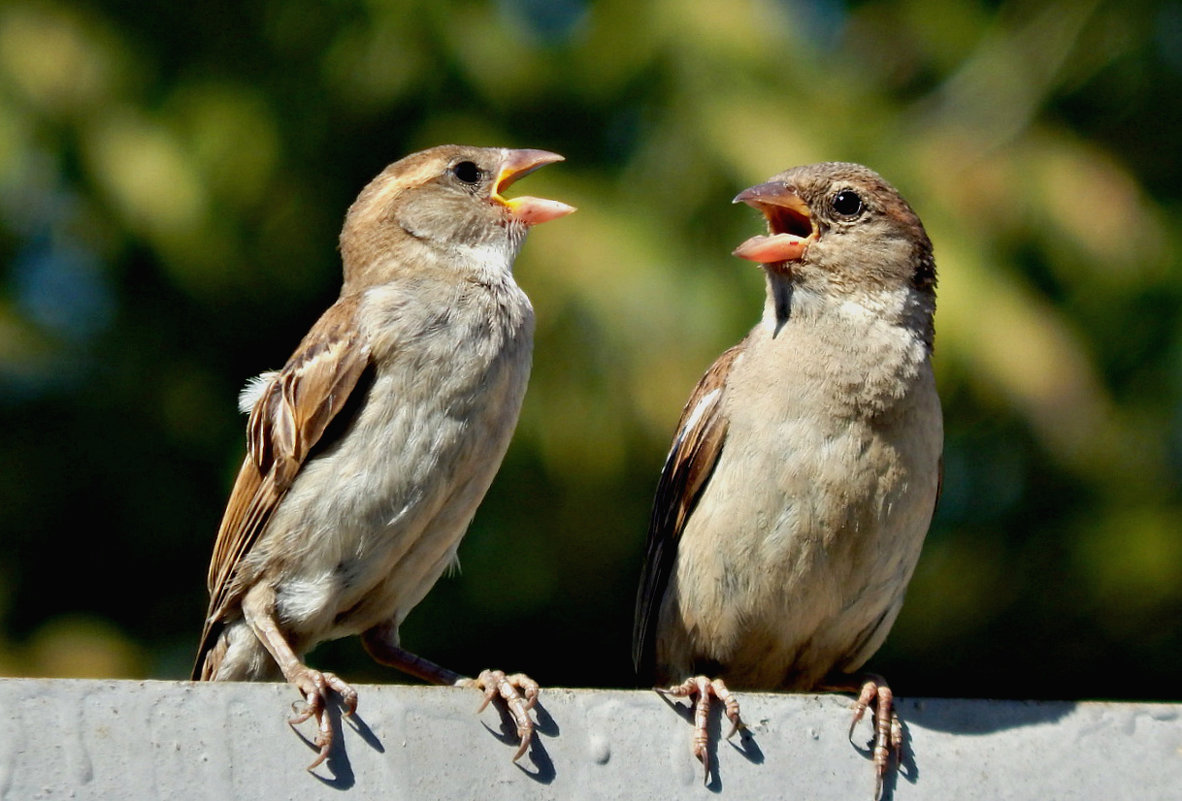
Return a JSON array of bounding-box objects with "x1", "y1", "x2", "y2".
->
[{"x1": 0, "y1": 678, "x2": 1178, "y2": 800}]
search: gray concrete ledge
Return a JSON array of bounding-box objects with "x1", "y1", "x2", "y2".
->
[{"x1": 0, "y1": 678, "x2": 1179, "y2": 800}]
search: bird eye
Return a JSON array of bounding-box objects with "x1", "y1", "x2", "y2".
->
[
  {"x1": 452, "y1": 161, "x2": 481, "y2": 185},
  {"x1": 831, "y1": 189, "x2": 864, "y2": 217}
]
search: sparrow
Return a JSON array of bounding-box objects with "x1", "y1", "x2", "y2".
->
[
  {"x1": 192, "y1": 145, "x2": 575, "y2": 769},
  {"x1": 633, "y1": 162, "x2": 941, "y2": 796}
]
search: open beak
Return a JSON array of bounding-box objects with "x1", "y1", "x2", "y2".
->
[
  {"x1": 732, "y1": 181, "x2": 818, "y2": 263},
  {"x1": 494, "y1": 149, "x2": 577, "y2": 225}
]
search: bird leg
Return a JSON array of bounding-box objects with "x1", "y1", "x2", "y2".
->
[
  {"x1": 242, "y1": 589, "x2": 358, "y2": 770},
  {"x1": 361, "y1": 623, "x2": 538, "y2": 760},
  {"x1": 657, "y1": 676, "x2": 744, "y2": 783},
  {"x1": 835, "y1": 673, "x2": 902, "y2": 801}
]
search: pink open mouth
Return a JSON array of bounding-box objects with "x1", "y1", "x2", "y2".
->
[
  {"x1": 732, "y1": 182, "x2": 818, "y2": 263},
  {"x1": 494, "y1": 149, "x2": 577, "y2": 226}
]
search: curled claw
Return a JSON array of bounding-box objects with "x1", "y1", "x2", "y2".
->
[
  {"x1": 848, "y1": 676, "x2": 900, "y2": 801},
  {"x1": 289, "y1": 698, "x2": 315, "y2": 726},
  {"x1": 657, "y1": 676, "x2": 745, "y2": 784},
  {"x1": 508, "y1": 672, "x2": 540, "y2": 712},
  {"x1": 712, "y1": 679, "x2": 744, "y2": 740},
  {"x1": 323, "y1": 671, "x2": 359, "y2": 717},
  {"x1": 462, "y1": 669, "x2": 540, "y2": 761},
  {"x1": 285, "y1": 666, "x2": 359, "y2": 770}
]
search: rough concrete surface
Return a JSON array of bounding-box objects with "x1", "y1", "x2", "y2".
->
[{"x1": 0, "y1": 679, "x2": 1178, "y2": 800}]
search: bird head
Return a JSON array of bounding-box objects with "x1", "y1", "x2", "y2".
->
[
  {"x1": 340, "y1": 145, "x2": 575, "y2": 286},
  {"x1": 732, "y1": 162, "x2": 935, "y2": 298}
]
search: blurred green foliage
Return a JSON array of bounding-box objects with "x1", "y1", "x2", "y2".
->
[{"x1": 0, "y1": 0, "x2": 1179, "y2": 699}]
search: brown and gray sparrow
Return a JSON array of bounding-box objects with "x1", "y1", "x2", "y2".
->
[
  {"x1": 633, "y1": 162, "x2": 941, "y2": 796},
  {"x1": 193, "y1": 145, "x2": 574, "y2": 768}
]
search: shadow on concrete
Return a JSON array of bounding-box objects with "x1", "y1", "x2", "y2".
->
[
  {"x1": 482, "y1": 699, "x2": 557, "y2": 784},
  {"x1": 898, "y1": 698, "x2": 1077, "y2": 735},
  {"x1": 844, "y1": 713, "x2": 917, "y2": 801},
  {"x1": 894, "y1": 715, "x2": 919, "y2": 797},
  {"x1": 657, "y1": 688, "x2": 764, "y2": 793},
  {"x1": 834, "y1": 694, "x2": 1075, "y2": 799},
  {"x1": 344, "y1": 709, "x2": 384, "y2": 753},
  {"x1": 296, "y1": 702, "x2": 385, "y2": 790}
]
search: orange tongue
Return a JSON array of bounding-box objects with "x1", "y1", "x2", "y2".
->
[
  {"x1": 733, "y1": 233, "x2": 808, "y2": 262},
  {"x1": 502, "y1": 196, "x2": 577, "y2": 225}
]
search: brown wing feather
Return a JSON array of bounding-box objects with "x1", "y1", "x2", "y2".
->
[
  {"x1": 632, "y1": 342, "x2": 744, "y2": 682},
  {"x1": 193, "y1": 295, "x2": 372, "y2": 679}
]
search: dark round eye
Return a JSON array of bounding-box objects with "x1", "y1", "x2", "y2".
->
[
  {"x1": 452, "y1": 160, "x2": 481, "y2": 184},
  {"x1": 831, "y1": 189, "x2": 863, "y2": 217}
]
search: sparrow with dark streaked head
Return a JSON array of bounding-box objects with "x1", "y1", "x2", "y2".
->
[
  {"x1": 194, "y1": 144, "x2": 574, "y2": 768},
  {"x1": 633, "y1": 162, "x2": 941, "y2": 796}
]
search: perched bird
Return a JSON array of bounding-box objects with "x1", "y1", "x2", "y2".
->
[
  {"x1": 193, "y1": 145, "x2": 575, "y2": 769},
  {"x1": 633, "y1": 162, "x2": 941, "y2": 796}
]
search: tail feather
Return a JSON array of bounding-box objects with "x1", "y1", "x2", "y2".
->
[{"x1": 191, "y1": 619, "x2": 225, "y2": 681}]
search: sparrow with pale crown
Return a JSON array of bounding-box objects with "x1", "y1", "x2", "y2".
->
[{"x1": 194, "y1": 145, "x2": 574, "y2": 768}]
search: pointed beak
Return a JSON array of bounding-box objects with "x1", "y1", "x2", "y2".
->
[
  {"x1": 493, "y1": 149, "x2": 577, "y2": 225},
  {"x1": 732, "y1": 181, "x2": 818, "y2": 263}
]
